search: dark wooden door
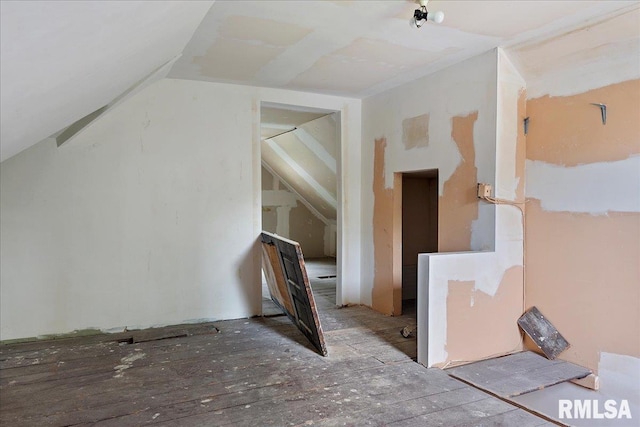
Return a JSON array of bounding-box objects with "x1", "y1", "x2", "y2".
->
[{"x1": 261, "y1": 232, "x2": 327, "y2": 356}]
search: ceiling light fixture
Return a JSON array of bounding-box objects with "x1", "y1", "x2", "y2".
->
[{"x1": 411, "y1": 0, "x2": 444, "y2": 28}]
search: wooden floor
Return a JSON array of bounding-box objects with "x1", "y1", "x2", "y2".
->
[{"x1": 1, "y1": 259, "x2": 553, "y2": 426}]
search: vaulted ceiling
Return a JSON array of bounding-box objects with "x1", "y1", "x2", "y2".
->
[
  {"x1": 261, "y1": 108, "x2": 339, "y2": 223},
  {"x1": 2, "y1": 0, "x2": 638, "y2": 161}
]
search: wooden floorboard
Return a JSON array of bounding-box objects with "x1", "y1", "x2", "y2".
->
[{"x1": 1, "y1": 260, "x2": 548, "y2": 426}]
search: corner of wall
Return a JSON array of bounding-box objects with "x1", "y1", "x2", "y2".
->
[{"x1": 420, "y1": 49, "x2": 528, "y2": 368}]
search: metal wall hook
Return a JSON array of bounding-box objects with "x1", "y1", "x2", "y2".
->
[{"x1": 591, "y1": 103, "x2": 607, "y2": 125}]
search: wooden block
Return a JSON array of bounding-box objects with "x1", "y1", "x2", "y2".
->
[
  {"x1": 571, "y1": 373, "x2": 600, "y2": 390},
  {"x1": 517, "y1": 306, "x2": 569, "y2": 360}
]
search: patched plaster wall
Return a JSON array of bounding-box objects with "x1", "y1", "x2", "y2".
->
[
  {"x1": 362, "y1": 49, "x2": 527, "y2": 367},
  {"x1": 362, "y1": 49, "x2": 497, "y2": 312},
  {"x1": 524, "y1": 78, "x2": 640, "y2": 376}
]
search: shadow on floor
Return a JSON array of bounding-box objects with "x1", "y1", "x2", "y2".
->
[{"x1": 261, "y1": 257, "x2": 418, "y2": 362}]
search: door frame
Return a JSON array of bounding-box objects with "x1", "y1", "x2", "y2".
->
[
  {"x1": 393, "y1": 169, "x2": 439, "y2": 315},
  {"x1": 257, "y1": 100, "x2": 345, "y2": 310}
]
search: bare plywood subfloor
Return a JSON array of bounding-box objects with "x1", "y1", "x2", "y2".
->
[
  {"x1": 447, "y1": 351, "x2": 591, "y2": 398},
  {"x1": 1, "y1": 304, "x2": 553, "y2": 426}
]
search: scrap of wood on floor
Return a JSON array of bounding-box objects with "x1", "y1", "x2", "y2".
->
[
  {"x1": 446, "y1": 351, "x2": 591, "y2": 398},
  {"x1": 517, "y1": 306, "x2": 570, "y2": 360},
  {"x1": 261, "y1": 231, "x2": 327, "y2": 356}
]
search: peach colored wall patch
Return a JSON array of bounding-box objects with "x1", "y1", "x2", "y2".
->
[
  {"x1": 439, "y1": 112, "x2": 479, "y2": 252},
  {"x1": 372, "y1": 138, "x2": 395, "y2": 315},
  {"x1": 525, "y1": 78, "x2": 640, "y2": 374},
  {"x1": 445, "y1": 266, "x2": 524, "y2": 366},
  {"x1": 524, "y1": 199, "x2": 640, "y2": 372},
  {"x1": 526, "y1": 79, "x2": 640, "y2": 166}
]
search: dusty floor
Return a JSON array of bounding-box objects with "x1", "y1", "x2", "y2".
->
[{"x1": 1, "y1": 258, "x2": 553, "y2": 426}]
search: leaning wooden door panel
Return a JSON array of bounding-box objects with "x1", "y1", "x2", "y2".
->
[
  {"x1": 261, "y1": 232, "x2": 328, "y2": 356},
  {"x1": 261, "y1": 242, "x2": 295, "y2": 316}
]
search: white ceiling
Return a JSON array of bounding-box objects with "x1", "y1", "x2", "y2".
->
[
  {"x1": 170, "y1": 0, "x2": 639, "y2": 97},
  {"x1": 262, "y1": 112, "x2": 339, "y2": 221},
  {"x1": 261, "y1": 106, "x2": 329, "y2": 139},
  {"x1": 2, "y1": 0, "x2": 639, "y2": 162},
  {"x1": 0, "y1": 0, "x2": 213, "y2": 161}
]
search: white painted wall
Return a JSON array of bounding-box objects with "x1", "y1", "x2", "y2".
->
[{"x1": 0, "y1": 78, "x2": 362, "y2": 340}]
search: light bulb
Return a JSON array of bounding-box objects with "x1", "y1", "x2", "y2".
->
[{"x1": 427, "y1": 10, "x2": 444, "y2": 24}]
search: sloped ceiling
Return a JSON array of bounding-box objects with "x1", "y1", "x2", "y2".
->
[
  {"x1": 510, "y1": 5, "x2": 640, "y2": 98},
  {"x1": 0, "y1": 0, "x2": 213, "y2": 161},
  {"x1": 171, "y1": 0, "x2": 638, "y2": 97},
  {"x1": 2, "y1": 0, "x2": 638, "y2": 162},
  {"x1": 262, "y1": 112, "x2": 339, "y2": 222},
  {"x1": 261, "y1": 106, "x2": 328, "y2": 139}
]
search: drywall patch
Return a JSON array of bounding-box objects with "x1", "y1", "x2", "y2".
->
[
  {"x1": 194, "y1": 39, "x2": 282, "y2": 81},
  {"x1": 526, "y1": 79, "x2": 640, "y2": 167},
  {"x1": 402, "y1": 113, "x2": 429, "y2": 150},
  {"x1": 372, "y1": 138, "x2": 395, "y2": 315},
  {"x1": 524, "y1": 199, "x2": 640, "y2": 373},
  {"x1": 445, "y1": 266, "x2": 523, "y2": 365},
  {"x1": 516, "y1": 10, "x2": 640, "y2": 99},
  {"x1": 194, "y1": 16, "x2": 312, "y2": 80},
  {"x1": 435, "y1": 1, "x2": 590, "y2": 39},
  {"x1": 219, "y1": 16, "x2": 311, "y2": 46},
  {"x1": 439, "y1": 112, "x2": 479, "y2": 251},
  {"x1": 289, "y1": 38, "x2": 435, "y2": 94},
  {"x1": 526, "y1": 156, "x2": 640, "y2": 214}
]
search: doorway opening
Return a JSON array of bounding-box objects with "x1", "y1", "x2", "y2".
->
[
  {"x1": 259, "y1": 103, "x2": 340, "y2": 314},
  {"x1": 401, "y1": 170, "x2": 439, "y2": 314}
]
